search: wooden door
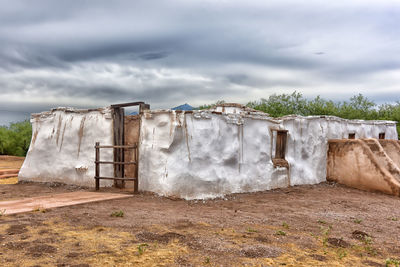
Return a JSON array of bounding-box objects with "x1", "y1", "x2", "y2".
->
[{"x1": 124, "y1": 115, "x2": 140, "y2": 186}]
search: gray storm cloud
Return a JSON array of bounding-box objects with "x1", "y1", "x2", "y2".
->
[{"x1": 0, "y1": 0, "x2": 399, "y2": 116}]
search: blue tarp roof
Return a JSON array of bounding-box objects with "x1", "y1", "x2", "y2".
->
[{"x1": 171, "y1": 103, "x2": 194, "y2": 111}]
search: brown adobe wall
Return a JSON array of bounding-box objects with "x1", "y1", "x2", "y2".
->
[
  {"x1": 363, "y1": 139, "x2": 400, "y2": 182},
  {"x1": 327, "y1": 139, "x2": 400, "y2": 196},
  {"x1": 379, "y1": 139, "x2": 400, "y2": 167}
]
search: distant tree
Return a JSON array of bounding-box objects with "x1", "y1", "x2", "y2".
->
[
  {"x1": 303, "y1": 96, "x2": 339, "y2": 116},
  {"x1": 377, "y1": 102, "x2": 400, "y2": 136},
  {"x1": 336, "y1": 94, "x2": 377, "y2": 120},
  {"x1": 247, "y1": 91, "x2": 307, "y2": 117},
  {"x1": 0, "y1": 120, "x2": 32, "y2": 156}
]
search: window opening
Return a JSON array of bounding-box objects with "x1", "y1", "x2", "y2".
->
[
  {"x1": 271, "y1": 129, "x2": 289, "y2": 168},
  {"x1": 275, "y1": 130, "x2": 288, "y2": 159}
]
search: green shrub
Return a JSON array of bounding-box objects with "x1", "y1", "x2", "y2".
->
[
  {"x1": 0, "y1": 120, "x2": 32, "y2": 157},
  {"x1": 110, "y1": 210, "x2": 124, "y2": 217},
  {"x1": 198, "y1": 93, "x2": 400, "y2": 139},
  {"x1": 246, "y1": 92, "x2": 400, "y2": 139}
]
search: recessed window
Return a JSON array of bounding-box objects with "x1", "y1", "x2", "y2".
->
[
  {"x1": 348, "y1": 133, "x2": 355, "y2": 139},
  {"x1": 271, "y1": 129, "x2": 289, "y2": 168},
  {"x1": 379, "y1": 132, "x2": 385, "y2": 139},
  {"x1": 275, "y1": 130, "x2": 288, "y2": 159}
]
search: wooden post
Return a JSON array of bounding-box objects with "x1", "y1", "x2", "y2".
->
[
  {"x1": 134, "y1": 143, "x2": 139, "y2": 193},
  {"x1": 134, "y1": 104, "x2": 149, "y2": 194},
  {"x1": 112, "y1": 107, "x2": 125, "y2": 188},
  {"x1": 95, "y1": 142, "x2": 100, "y2": 191},
  {"x1": 119, "y1": 107, "x2": 125, "y2": 188},
  {"x1": 139, "y1": 103, "x2": 150, "y2": 113}
]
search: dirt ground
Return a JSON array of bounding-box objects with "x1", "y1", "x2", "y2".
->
[
  {"x1": 0, "y1": 180, "x2": 399, "y2": 267},
  {"x1": 0, "y1": 155, "x2": 399, "y2": 266}
]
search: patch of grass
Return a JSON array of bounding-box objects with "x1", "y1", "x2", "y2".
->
[
  {"x1": 275, "y1": 230, "x2": 286, "y2": 236},
  {"x1": 337, "y1": 248, "x2": 347, "y2": 259},
  {"x1": 317, "y1": 219, "x2": 327, "y2": 224},
  {"x1": 247, "y1": 228, "x2": 258, "y2": 233},
  {"x1": 363, "y1": 235, "x2": 372, "y2": 245},
  {"x1": 204, "y1": 257, "x2": 210, "y2": 264},
  {"x1": 137, "y1": 243, "x2": 148, "y2": 255},
  {"x1": 386, "y1": 258, "x2": 400, "y2": 267},
  {"x1": 320, "y1": 225, "x2": 332, "y2": 247},
  {"x1": 353, "y1": 218, "x2": 362, "y2": 224},
  {"x1": 388, "y1": 217, "x2": 398, "y2": 221},
  {"x1": 362, "y1": 236, "x2": 377, "y2": 256},
  {"x1": 282, "y1": 222, "x2": 289, "y2": 229},
  {"x1": 110, "y1": 210, "x2": 124, "y2": 217}
]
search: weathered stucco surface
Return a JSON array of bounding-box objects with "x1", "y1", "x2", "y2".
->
[
  {"x1": 327, "y1": 139, "x2": 400, "y2": 196},
  {"x1": 19, "y1": 104, "x2": 398, "y2": 198},
  {"x1": 139, "y1": 111, "x2": 289, "y2": 199},
  {"x1": 139, "y1": 110, "x2": 398, "y2": 199},
  {"x1": 19, "y1": 108, "x2": 114, "y2": 187},
  {"x1": 379, "y1": 140, "x2": 400, "y2": 167}
]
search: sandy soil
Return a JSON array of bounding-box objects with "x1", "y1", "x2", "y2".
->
[
  {"x1": 0, "y1": 181, "x2": 399, "y2": 266},
  {"x1": 0, "y1": 156, "x2": 25, "y2": 185},
  {"x1": 0, "y1": 156, "x2": 25, "y2": 169}
]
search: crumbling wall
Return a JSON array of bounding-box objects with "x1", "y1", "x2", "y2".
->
[
  {"x1": 139, "y1": 111, "x2": 289, "y2": 199},
  {"x1": 327, "y1": 139, "x2": 400, "y2": 196},
  {"x1": 19, "y1": 107, "x2": 114, "y2": 187},
  {"x1": 139, "y1": 111, "x2": 398, "y2": 199},
  {"x1": 20, "y1": 105, "x2": 397, "y2": 195}
]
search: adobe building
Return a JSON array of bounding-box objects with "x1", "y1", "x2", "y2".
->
[{"x1": 19, "y1": 102, "x2": 400, "y2": 199}]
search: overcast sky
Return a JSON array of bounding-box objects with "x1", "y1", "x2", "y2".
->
[{"x1": 0, "y1": 0, "x2": 399, "y2": 119}]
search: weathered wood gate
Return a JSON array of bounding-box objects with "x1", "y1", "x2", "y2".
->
[
  {"x1": 94, "y1": 142, "x2": 138, "y2": 192},
  {"x1": 94, "y1": 101, "x2": 150, "y2": 193}
]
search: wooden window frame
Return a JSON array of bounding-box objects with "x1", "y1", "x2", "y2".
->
[
  {"x1": 270, "y1": 129, "x2": 289, "y2": 168},
  {"x1": 275, "y1": 130, "x2": 288, "y2": 159}
]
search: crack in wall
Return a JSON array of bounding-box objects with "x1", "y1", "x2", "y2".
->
[{"x1": 77, "y1": 116, "x2": 86, "y2": 158}]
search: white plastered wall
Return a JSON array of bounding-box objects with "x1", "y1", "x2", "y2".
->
[
  {"x1": 139, "y1": 110, "x2": 398, "y2": 199},
  {"x1": 19, "y1": 107, "x2": 114, "y2": 187},
  {"x1": 139, "y1": 110, "x2": 288, "y2": 200}
]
